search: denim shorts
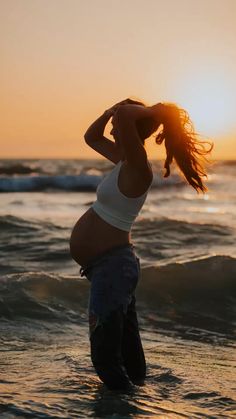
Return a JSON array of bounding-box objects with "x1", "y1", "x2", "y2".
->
[{"x1": 80, "y1": 244, "x2": 141, "y2": 335}]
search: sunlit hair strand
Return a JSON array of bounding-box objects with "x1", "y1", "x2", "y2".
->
[{"x1": 155, "y1": 102, "x2": 214, "y2": 193}]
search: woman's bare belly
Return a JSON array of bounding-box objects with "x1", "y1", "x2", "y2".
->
[{"x1": 69, "y1": 208, "x2": 131, "y2": 267}]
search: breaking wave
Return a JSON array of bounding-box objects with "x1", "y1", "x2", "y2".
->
[{"x1": 0, "y1": 255, "x2": 235, "y2": 339}]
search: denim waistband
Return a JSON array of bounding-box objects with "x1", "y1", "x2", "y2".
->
[{"x1": 79, "y1": 243, "x2": 136, "y2": 278}]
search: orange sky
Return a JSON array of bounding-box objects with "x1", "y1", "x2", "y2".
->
[{"x1": 1, "y1": 0, "x2": 236, "y2": 159}]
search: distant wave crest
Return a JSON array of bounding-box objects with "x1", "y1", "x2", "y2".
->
[
  {"x1": 0, "y1": 174, "x2": 101, "y2": 192},
  {"x1": 0, "y1": 173, "x2": 184, "y2": 192},
  {"x1": 0, "y1": 163, "x2": 42, "y2": 175}
]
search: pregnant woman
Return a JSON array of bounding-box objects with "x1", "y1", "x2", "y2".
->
[{"x1": 70, "y1": 97, "x2": 212, "y2": 391}]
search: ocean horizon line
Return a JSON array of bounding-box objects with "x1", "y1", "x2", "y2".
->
[{"x1": 1, "y1": 157, "x2": 236, "y2": 162}]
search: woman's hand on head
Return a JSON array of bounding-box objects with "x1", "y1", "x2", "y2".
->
[
  {"x1": 111, "y1": 103, "x2": 154, "y2": 126},
  {"x1": 104, "y1": 99, "x2": 130, "y2": 118}
]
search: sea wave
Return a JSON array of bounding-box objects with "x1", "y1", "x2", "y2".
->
[
  {"x1": 0, "y1": 256, "x2": 235, "y2": 338},
  {"x1": 0, "y1": 159, "x2": 107, "y2": 176},
  {"x1": 0, "y1": 214, "x2": 43, "y2": 231},
  {"x1": 0, "y1": 215, "x2": 71, "y2": 275},
  {"x1": 6, "y1": 159, "x2": 236, "y2": 192},
  {"x1": 140, "y1": 255, "x2": 236, "y2": 337},
  {"x1": 0, "y1": 162, "x2": 42, "y2": 175},
  {"x1": 0, "y1": 158, "x2": 235, "y2": 192},
  {"x1": 0, "y1": 174, "x2": 101, "y2": 192},
  {"x1": 133, "y1": 216, "x2": 235, "y2": 262},
  {"x1": 0, "y1": 215, "x2": 235, "y2": 275},
  {"x1": 0, "y1": 172, "x2": 184, "y2": 192}
]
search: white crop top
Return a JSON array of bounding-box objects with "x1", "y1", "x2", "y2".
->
[{"x1": 92, "y1": 160, "x2": 152, "y2": 232}]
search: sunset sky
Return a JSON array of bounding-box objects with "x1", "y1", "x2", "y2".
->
[{"x1": 1, "y1": 0, "x2": 236, "y2": 159}]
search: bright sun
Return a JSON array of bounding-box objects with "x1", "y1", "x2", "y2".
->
[{"x1": 175, "y1": 68, "x2": 236, "y2": 139}]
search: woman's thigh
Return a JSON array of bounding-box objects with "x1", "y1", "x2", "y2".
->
[{"x1": 87, "y1": 249, "x2": 140, "y2": 335}]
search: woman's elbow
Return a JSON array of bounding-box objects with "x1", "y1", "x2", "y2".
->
[{"x1": 84, "y1": 131, "x2": 93, "y2": 144}]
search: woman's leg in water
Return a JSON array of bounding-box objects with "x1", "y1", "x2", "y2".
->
[
  {"x1": 89, "y1": 303, "x2": 132, "y2": 390},
  {"x1": 122, "y1": 293, "x2": 146, "y2": 385},
  {"x1": 82, "y1": 245, "x2": 144, "y2": 390}
]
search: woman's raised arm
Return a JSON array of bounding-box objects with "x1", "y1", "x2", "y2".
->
[
  {"x1": 84, "y1": 99, "x2": 131, "y2": 163},
  {"x1": 113, "y1": 105, "x2": 153, "y2": 168}
]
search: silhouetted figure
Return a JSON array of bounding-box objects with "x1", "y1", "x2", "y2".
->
[{"x1": 70, "y1": 97, "x2": 213, "y2": 391}]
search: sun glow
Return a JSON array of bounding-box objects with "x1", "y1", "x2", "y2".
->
[{"x1": 175, "y1": 68, "x2": 236, "y2": 138}]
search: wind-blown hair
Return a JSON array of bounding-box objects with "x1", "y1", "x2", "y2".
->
[
  {"x1": 155, "y1": 102, "x2": 213, "y2": 193},
  {"x1": 125, "y1": 98, "x2": 214, "y2": 193}
]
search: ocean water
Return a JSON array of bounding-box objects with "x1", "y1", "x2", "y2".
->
[{"x1": 0, "y1": 158, "x2": 235, "y2": 419}]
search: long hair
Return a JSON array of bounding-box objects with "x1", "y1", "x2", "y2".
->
[
  {"x1": 125, "y1": 98, "x2": 214, "y2": 193},
  {"x1": 155, "y1": 102, "x2": 213, "y2": 193}
]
